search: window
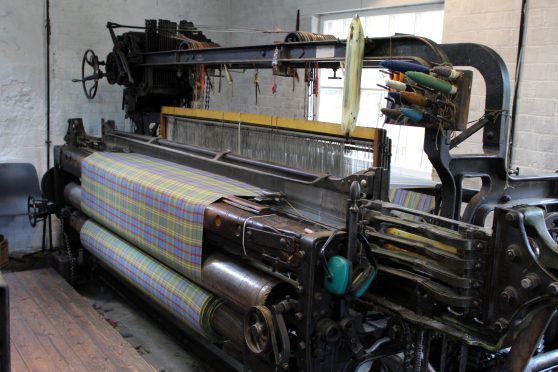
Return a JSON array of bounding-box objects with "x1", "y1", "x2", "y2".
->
[{"x1": 315, "y1": 4, "x2": 444, "y2": 178}]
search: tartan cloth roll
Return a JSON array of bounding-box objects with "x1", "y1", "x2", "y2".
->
[
  {"x1": 81, "y1": 152, "x2": 262, "y2": 282},
  {"x1": 80, "y1": 220, "x2": 222, "y2": 336}
]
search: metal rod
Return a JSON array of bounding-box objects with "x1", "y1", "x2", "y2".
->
[{"x1": 525, "y1": 349, "x2": 558, "y2": 372}]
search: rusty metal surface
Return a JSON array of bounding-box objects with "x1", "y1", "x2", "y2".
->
[{"x1": 202, "y1": 253, "x2": 290, "y2": 310}]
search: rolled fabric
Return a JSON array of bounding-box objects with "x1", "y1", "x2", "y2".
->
[
  {"x1": 80, "y1": 220, "x2": 223, "y2": 337},
  {"x1": 385, "y1": 79, "x2": 407, "y2": 91},
  {"x1": 400, "y1": 91, "x2": 429, "y2": 107},
  {"x1": 405, "y1": 71, "x2": 457, "y2": 94},
  {"x1": 81, "y1": 152, "x2": 262, "y2": 283},
  {"x1": 341, "y1": 15, "x2": 365, "y2": 137},
  {"x1": 380, "y1": 60, "x2": 430, "y2": 74},
  {"x1": 400, "y1": 107, "x2": 424, "y2": 122}
]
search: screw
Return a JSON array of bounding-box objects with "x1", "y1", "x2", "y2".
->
[
  {"x1": 500, "y1": 287, "x2": 515, "y2": 303},
  {"x1": 506, "y1": 246, "x2": 519, "y2": 261},
  {"x1": 548, "y1": 282, "x2": 558, "y2": 295},
  {"x1": 494, "y1": 318, "x2": 509, "y2": 332},
  {"x1": 521, "y1": 273, "x2": 540, "y2": 290}
]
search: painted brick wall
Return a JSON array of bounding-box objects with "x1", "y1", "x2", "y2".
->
[
  {"x1": 0, "y1": 0, "x2": 231, "y2": 178},
  {"x1": 442, "y1": 0, "x2": 558, "y2": 175},
  {"x1": 511, "y1": 0, "x2": 558, "y2": 175}
]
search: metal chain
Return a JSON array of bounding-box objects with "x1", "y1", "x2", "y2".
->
[{"x1": 59, "y1": 212, "x2": 75, "y2": 286}]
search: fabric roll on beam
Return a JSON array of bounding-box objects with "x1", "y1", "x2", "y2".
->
[
  {"x1": 80, "y1": 219, "x2": 223, "y2": 336},
  {"x1": 81, "y1": 152, "x2": 263, "y2": 283}
]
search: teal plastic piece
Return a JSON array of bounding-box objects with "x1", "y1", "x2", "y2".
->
[
  {"x1": 400, "y1": 108, "x2": 424, "y2": 122},
  {"x1": 324, "y1": 256, "x2": 351, "y2": 295},
  {"x1": 354, "y1": 271, "x2": 377, "y2": 298}
]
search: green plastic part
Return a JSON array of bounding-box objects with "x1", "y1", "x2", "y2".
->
[
  {"x1": 324, "y1": 256, "x2": 351, "y2": 296},
  {"x1": 406, "y1": 71, "x2": 456, "y2": 94}
]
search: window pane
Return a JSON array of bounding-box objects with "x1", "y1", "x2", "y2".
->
[{"x1": 317, "y1": 5, "x2": 444, "y2": 178}]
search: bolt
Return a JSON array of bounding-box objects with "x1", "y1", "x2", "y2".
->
[
  {"x1": 282, "y1": 362, "x2": 289, "y2": 370},
  {"x1": 314, "y1": 292, "x2": 323, "y2": 301},
  {"x1": 548, "y1": 282, "x2": 558, "y2": 295},
  {"x1": 521, "y1": 273, "x2": 540, "y2": 290},
  {"x1": 500, "y1": 287, "x2": 516, "y2": 304},
  {"x1": 506, "y1": 246, "x2": 519, "y2": 261},
  {"x1": 494, "y1": 318, "x2": 509, "y2": 332},
  {"x1": 501, "y1": 194, "x2": 511, "y2": 203},
  {"x1": 296, "y1": 285, "x2": 304, "y2": 294},
  {"x1": 295, "y1": 312, "x2": 304, "y2": 321},
  {"x1": 486, "y1": 131, "x2": 495, "y2": 140},
  {"x1": 280, "y1": 238, "x2": 287, "y2": 248},
  {"x1": 298, "y1": 341, "x2": 306, "y2": 350},
  {"x1": 360, "y1": 179, "x2": 368, "y2": 188}
]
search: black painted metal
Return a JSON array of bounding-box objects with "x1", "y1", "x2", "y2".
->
[{"x1": 0, "y1": 273, "x2": 8, "y2": 372}]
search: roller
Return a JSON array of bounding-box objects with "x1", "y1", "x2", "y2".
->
[
  {"x1": 75, "y1": 217, "x2": 245, "y2": 344},
  {"x1": 405, "y1": 71, "x2": 457, "y2": 94},
  {"x1": 202, "y1": 253, "x2": 290, "y2": 310},
  {"x1": 385, "y1": 79, "x2": 407, "y2": 91},
  {"x1": 431, "y1": 66, "x2": 461, "y2": 80},
  {"x1": 400, "y1": 91, "x2": 429, "y2": 107},
  {"x1": 400, "y1": 108, "x2": 424, "y2": 122},
  {"x1": 341, "y1": 15, "x2": 365, "y2": 137},
  {"x1": 380, "y1": 60, "x2": 430, "y2": 74}
]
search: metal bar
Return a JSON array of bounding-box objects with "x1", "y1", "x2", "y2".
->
[
  {"x1": 139, "y1": 35, "x2": 449, "y2": 68},
  {"x1": 525, "y1": 349, "x2": 558, "y2": 372},
  {"x1": 449, "y1": 118, "x2": 490, "y2": 150},
  {"x1": 0, "y1": 273, "x2": 8, "y2": 372}
]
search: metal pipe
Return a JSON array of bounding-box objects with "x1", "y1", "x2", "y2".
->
[
  {"x1": 111, "y1": 129, "x2": 331, "y2": 181},
  {"x1": 64, "y1": 182, "x2": 81, "y2": 210},
  {"x1": 525, "y1": 349, "x2": 558, "y2": 372},
  {"x1": 201, "y1": 253, "x2": 291, "y2": 310}
]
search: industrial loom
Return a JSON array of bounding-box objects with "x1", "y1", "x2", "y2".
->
[{"x1": 31, "y1": 19, "x2": 558, "y2": 371}]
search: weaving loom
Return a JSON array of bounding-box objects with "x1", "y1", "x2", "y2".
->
[{"x1": 35, "y1": 18, "x2": 558, "y2": 372}]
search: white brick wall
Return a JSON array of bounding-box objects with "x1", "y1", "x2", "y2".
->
[
  {"x1": 443, "y1": 0, "x2": 558, "y2": 175},
  {"x1": 0, "y1": 0, "x2": 231, "y2": 178}
]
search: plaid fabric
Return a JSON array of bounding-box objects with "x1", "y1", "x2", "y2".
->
[
  {"x1": 80, "y1": 220, "x2": 222, "y2": 335},
  {"x1": 81, "y1": 152, "x2": 262, "y2": 282},
  {"x1": 389, "y1": 188, "x2": 436, "y2": 213}
]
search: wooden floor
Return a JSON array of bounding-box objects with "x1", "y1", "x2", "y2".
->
[{"x1": 5, "y1": 269, "x2": 156, "y2": 371}]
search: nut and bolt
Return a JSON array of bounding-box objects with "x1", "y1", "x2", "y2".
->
[
  {"x1": 494, "y1": 318, "x2": 509, "y2": 332},
  {"x1": 521, "y1": 273, "x2": 541, "y2": 290},
  {"x1": 547, "y1": 282, "x2": 558, "y2": 295},
  {"x1": 500, "y1": 287, "x2": 516, "y2": 304},
  {"x1": 506, "y1": 246, "x2": 520, "y2": 261}
]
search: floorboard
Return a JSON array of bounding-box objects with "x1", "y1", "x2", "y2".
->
[{"x1": 4, "y1": 269, "x2": 156, "y2": 372}]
